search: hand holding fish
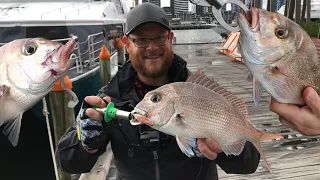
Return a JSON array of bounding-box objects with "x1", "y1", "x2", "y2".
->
[
  {"x1": 197, "y1": 138, "x2": 223, "y2": 160},
  {"x1": 131, "y1": 70, "x2": 283, "y2": 171},
  {"x1": 238, "y1": 8, "x2": 320, "y2": 107},
  {"x1": 76, "y1": 96, "x2": 111, "y2": 153},
  {"x1": 270, "y1": 87, "x2": 320, "y2": 136},
  {"x1": 133, "y1": 116, "x2": 224, "y2": 160}
]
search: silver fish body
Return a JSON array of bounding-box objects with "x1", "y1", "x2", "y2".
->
[
  {"x1": 132, "y1": 70, "x2": 283, "y2": 171},
  {"x1": 238, "y1": 8, "x2": 320, "y2": 106},
  {"x1": 0, "y1": 36, "x2": 77, "y2": 146}
]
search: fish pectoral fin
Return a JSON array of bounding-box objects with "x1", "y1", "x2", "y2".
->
[
  {"x1": 253, "y1": 77, "x2": 263, "y2": 107},
  {"x1": 220, "y1": 140, "x2": 246, "y2": 156},
  {"x1": 176, "y1": 136, "x2": 202, "y2": 157},
  {"x1": 2, "y1": 113, "x2": 23, "y2": 147}
]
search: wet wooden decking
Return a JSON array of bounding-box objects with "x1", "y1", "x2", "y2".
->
[{"x1": 173, "y1": 44, "x2": 320, "y2": 180}]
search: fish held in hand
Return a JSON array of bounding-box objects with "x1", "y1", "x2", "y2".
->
[
  {"x1": 238, "y1": 8, "x2": 320, "y2": 106},
  {"x1": 132, "y1": 70, "x2": 283, "y2": 171},
  {"x1": 0, "y1": 35, "x2": 77, "y2": 146}
]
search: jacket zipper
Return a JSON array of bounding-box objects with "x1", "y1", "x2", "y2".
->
[{"x1": 153, "y1": 150, "x2": 160, "y2": 180}]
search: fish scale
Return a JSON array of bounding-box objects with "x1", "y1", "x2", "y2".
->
[{"x1": 132, "y1": 70, "x2": 283, "y2": 172}]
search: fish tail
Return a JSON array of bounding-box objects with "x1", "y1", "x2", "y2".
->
[
  {"x1": 252, "y1": 140, "x2": 271, "y2": 172},
  {"x1": 260, "y1": 131, "x2": 284, "y2": 142},
  {"x1": 254, "y1": 130, "x2": 283, "y2": 173}
]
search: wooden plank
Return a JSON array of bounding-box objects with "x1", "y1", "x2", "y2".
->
[
  {"x1": 49, "y1": 78, "x2": 76, "y2": 180},
  {"x1": 80, "y1": 143, "x2": 114, "y2": 180}
]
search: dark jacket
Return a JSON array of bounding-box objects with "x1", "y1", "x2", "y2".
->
[{"x1": 55, "y1": 54, "x2": 260, "y2": 180}]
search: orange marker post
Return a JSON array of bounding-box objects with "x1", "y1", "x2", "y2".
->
[
  {"x1": 49, "y1": 75, "x2": 76, "y2": 180},
  {"x1": 99, "y1": 45, "x2": 111, "y2": 87},
  {"x1": 116, "y1": 37, "x2": 125, "y2": 66}
]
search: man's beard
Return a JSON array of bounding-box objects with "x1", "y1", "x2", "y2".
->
[{"x1": 129, "y1": 50, "x2": 174, "y2": 79}]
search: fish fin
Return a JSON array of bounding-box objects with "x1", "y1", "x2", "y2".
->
[
  {"x1": 259, "y1": 130, "x2": 284, "y2": 142},
  {"x1": 220, "y1": 140, "x2": 245, "y2": 156},
  {"x1": 245, "y1": 72, "x2": 253, "y2": 83},
  {"x1": 254, "y1": 130, "x2": 283, "y2": 173},
  {"x1": 176, "y1": 136, "x2": 203, "y2": 157},
  {"x1": 252, "y1": 140, "x2": 271, "y2": 173},
  {"x1": 253, "y1": 77, "x2": 263, "y2": 107},
  {"x1": 2, "y1": 113, "x2": 23, "y2": 147},
  {"x1": 188, "y1": 70, "x2": 249, "y2": 121}
]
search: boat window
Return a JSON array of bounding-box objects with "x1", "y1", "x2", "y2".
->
[
  {"x1": 26, "y1": 26, "x2": 68, "y2": 42},
  {"x1": 0, "y1": 27, "x2": 26, "y2": 46},
  {"x1": 104, "y1": 23, "x2": 124, "y2": 55}
]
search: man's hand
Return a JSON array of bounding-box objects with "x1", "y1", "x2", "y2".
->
[
  {"x1": 77, "y1": 96, "x2": 111, "y2": 153},
  {"x1": 270, "y1": 87, "x2": 320, "y2": 136},
  {"x1": 197, "y1": 138, "x2": 223, "y2": 160},
  {"x1": 83, "y1": 96, "x2": 111, "y2": 120}
]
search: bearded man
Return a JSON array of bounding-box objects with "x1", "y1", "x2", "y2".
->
[{"x1": 55, "y1": 3, "x2": 260, "y2": 180}]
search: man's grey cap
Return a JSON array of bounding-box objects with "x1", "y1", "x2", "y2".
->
[{"x1": 125, "y1": 2, "x2": 170, "y2": 35}]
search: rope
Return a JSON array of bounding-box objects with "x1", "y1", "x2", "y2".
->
[{"x1": 42, "y1": 97, "x2": 60, "y2": 180}]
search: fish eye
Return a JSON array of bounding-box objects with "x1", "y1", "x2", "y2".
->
[
  {"x1": 150, "y1": 94, "x2": 161, "y2": 103},
  {"x1": 23, "y1": 43, "x2": 37, "y2": 55},
  {"x1": 275, "y1": 27, "x2": 287, "y2": 39}
]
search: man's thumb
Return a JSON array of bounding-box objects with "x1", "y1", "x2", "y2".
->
[{"x1": 303, "y1": 87, "x2": 320, "y2": 116}]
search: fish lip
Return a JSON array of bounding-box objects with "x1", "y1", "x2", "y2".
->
[
  {"x1": 250, "y1": 8, "x2": 260, "y2": 31},
  {"x1": 132, "y1": 107, "x2": 147, "y2": 117},
  {"x1": 59, "y1": 36, "x2": 77, "y2": 71},
  {"x1": 131, "y1": 107, "x2": 151, "y2": 125},
  {"x1": 238, "y1": 8, "x2": 260, "y2": 33}
]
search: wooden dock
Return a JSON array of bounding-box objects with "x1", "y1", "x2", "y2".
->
[{"x1": 84, "y1": 43, "x2": 320, "y2": 180}]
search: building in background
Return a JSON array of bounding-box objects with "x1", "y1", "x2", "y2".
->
[
  {"x1": 171, "y1": 0, "x2": 189, "y2": 17},
  {"x1": 195, "y1": 6, "x2": 212, "y2": 16},
  {"x1": 148, "y1": 0, "x2": 161, "y2": 7},
  {"x1": 162, "y1": 6, "x2": 172, "y2": 19}
]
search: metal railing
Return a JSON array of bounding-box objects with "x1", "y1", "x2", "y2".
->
[
  {"x1": 0, "y1": 31, "x2": 108, "y2": 76},
  {"x1": 40, "y1": 1, "x2": 105, "y2": 20}
]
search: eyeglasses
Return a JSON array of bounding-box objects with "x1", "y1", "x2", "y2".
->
[{"x1": 129, "y1": 34, "x2": 170, "y2": 48}]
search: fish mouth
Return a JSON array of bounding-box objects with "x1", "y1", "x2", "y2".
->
[
  {"x1": 238, "y1": 7, "x2": 260, "y2": 32},
  {"x1": 59, "y1": 35, "x2": 78, "y2": 71},
  {"x1": 131, "y1": 108, "x2": 153, "y2": 126},
  {"x1": 132, "y1": 107, "x2": 147, "y2": 117},
  {"x1": 238, "y1": 8, "x2": 276, "y2": 65},
  {"x1": 41, "y1": 35, "x2": 78, "y2": 76},
  {"x1": 11, "y1": 35, "x2": 78, "y2": 95},
  {"x1": 50, "y1": 35, "x2": 78, "y2": 73}
]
